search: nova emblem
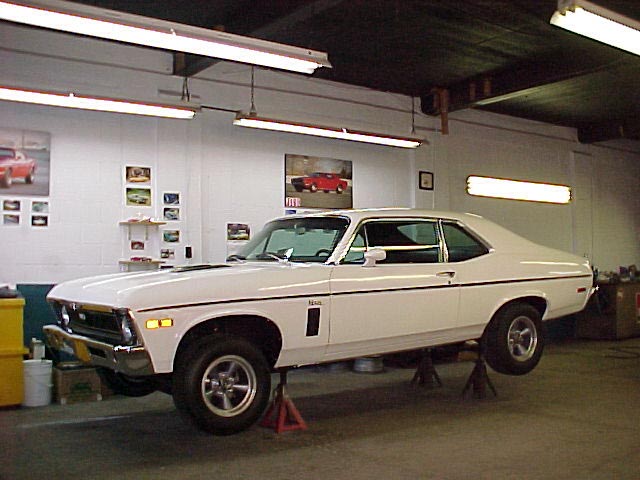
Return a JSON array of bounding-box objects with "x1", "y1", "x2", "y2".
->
[{"x1": 308, "y1": 299, "x2": 322, "y2": 306}]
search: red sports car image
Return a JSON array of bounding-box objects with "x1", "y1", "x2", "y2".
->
[
  {"x1": 0, "y1": 147, "x2": 36, "y2": 188},
  {"x1": 291, "y1": 172, "x2": 348, "y2": 193}
]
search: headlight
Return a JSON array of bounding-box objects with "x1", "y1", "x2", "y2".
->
[
  {"x1": 60, "y1": 304, "x2": 70, "y2": 329},
  {"x1": 115, "y1": 308, "x2": 137, "y2": 345}
]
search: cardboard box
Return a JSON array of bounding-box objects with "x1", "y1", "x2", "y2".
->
[{"x1": 54, "y1": 363, "x2": 102, "y2": 405}]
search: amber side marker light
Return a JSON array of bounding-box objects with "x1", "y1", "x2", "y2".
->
[{"x1": 146, "y1": 318, "x2": 174, "y2": 329}]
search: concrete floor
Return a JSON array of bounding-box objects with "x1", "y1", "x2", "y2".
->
[{"x1": 1, "y1": 337, "x2": 639, "y2": 480}]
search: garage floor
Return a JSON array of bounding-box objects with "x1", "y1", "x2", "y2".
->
[{"x1": 1, "y1": 337, "x2": 639, "y2": 480}]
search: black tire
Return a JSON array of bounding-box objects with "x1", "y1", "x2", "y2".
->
[
  {"x1": 309, "y1": 183, "x2": 318, "y2": 193},
  {"x1": 483, "y1": 303, "x2": 544, "y2": 376},
  {"x1": 293, "y1": 186, "x2": 303, "y2": 192},
  {"x1": 0, "y1": 171, "x2": 11, "y2": 188},
  {"x1": 97, "y1": 368, "x2": 158, "y2": 397},
  {"x1": 336, "y1": 184, "x2": 344, "y2": 194},
  {"x1": 172, "y1": 335, "x2": 271, "y2": 435},
  {"x1": 26, "y1": 169, "x2": 35, "y2": 184}
]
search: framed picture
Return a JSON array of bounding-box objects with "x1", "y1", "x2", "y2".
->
[
  {"x1": 31, "y1": 215, "x2": 48, "y2": 227},
  {"x1": 227, "y1": 223, "x2": 250, "y2": 241},
  {"x1": 0, "y1": 127, "x2": 51, "y2": 196},
  {"x1": 126, "y1": 187, "x2": 152, "y2": 207},
  {"x1": 284, "y1": 154, "x2": 353, "y2": 209},
  {"x1": 31, "y1": 200, "x2": 49, "y2": 213},
  {"x1": 163, "y1": 230, "x2": 180, "y2": 243},
  {"x1": 160, "y1": 248, "x2": 175, "y2": 259},
  {"x1": 130, "y1": 241, "x2": 145, "y2": 251},
  {"x1": 163, "y1": 192, "x2": 180, "y2": 205},
  {"x1": 2, "y1": 199, "x2": 21, "y2": 211},
  {"x1": 163, "y1": 207, "x2": 180, "y2": 221},
  {"x1": 3, "y1": 214, "x2": 20, "y2": 225},
  {"x1": 125, "y1": 166, "x2": 151, "y2": 184},
  {"x1": 419, "y1": 171, "x2": 434, "y2": 191}
]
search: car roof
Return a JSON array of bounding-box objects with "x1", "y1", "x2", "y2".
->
[{"x1": 294, "y1": 208, "x2": 483, "y2": 224}]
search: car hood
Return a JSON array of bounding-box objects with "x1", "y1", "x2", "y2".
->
[{"x1": 47, "y1": 262, "x2": 331, "y2": 312}]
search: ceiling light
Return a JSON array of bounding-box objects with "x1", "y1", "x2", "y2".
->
[
  {"x1": 550, "y1": 0, "x2": 640, "y2": 56},
  {"x1": 0, "y1": 86, "x2": 196, "y2": 119},
  {"x1": 466, "y1": 176, "x2": 571, "y2": 204},
  {"x1": 0, "y1": 0, "x2": 331, "y2": 74},
  {"x1": 233, "y1": 113, "x2": 424, "y2": 148}
]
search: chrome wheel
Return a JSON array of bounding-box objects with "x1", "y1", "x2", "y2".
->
[
  {"x1": 507, "y1": 316, "x2": 537, "y2": 362},
  {"x1": 201, "y1": 355, "x2": 257, "y2": 418}
]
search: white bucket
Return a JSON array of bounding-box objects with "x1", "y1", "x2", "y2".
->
[{"x1": 22, "y1": 359, "x2": 53, "y2": 407}]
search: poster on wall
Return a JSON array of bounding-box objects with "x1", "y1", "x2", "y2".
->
[
  {"x1": 126, "y1": 187, "x2": 151, "y2": 207},
  {"x1": 284, "y1": 154, "x2": 353, "y2": 209},
  {"x1": 0, "y1": 127, "x2": 51, "y2": 196},
  {"x1": 125, "y1": 166, "x2": 151, "y2": 184}
]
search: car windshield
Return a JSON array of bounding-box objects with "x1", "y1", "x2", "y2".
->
[
  {"x1": 234, "y1": 217, "x2": 349, "y2": 263},
  {"x1": 0, "y1": 148, "x2": 14, "y2": 157}
]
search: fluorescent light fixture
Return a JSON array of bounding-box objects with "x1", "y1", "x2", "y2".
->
[
  {"x1": 0, "y1": 86, "x2": 196, "y2": 119},
  {"x1": 550, "y1": 0, "x2": 640, "y2": 56},
  {"x1": 233, "y1": 113, "x2": 424, "y2": 148},
  {"x1": 466, "y1": 176, "x2": 571, "y2": 204},
  {"x1": 0, "y1": 0, "x2": 331, "y2": 74}
]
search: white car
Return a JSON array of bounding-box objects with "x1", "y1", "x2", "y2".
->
[{"x1": 44, "y1": 208, "x2": 595, "y2": 434}]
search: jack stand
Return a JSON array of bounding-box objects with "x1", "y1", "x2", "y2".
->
[
  {"x1": 411, "y1": 348, "x2": 442, "y2": 388},
  {"x1": 462, "y1": 354, "x2": 497, "y2": 399},
  {"x1": 260, "y1": 370, "x2": 308, "y2": 434}
]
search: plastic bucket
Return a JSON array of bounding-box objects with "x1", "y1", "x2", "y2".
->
[{"x1": 22, "y1": 359, "x2": 53, "y2": 407}]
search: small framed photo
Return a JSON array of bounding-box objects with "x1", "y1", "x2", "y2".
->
[
  {"x1": 3, "y1": 214, "x2": 20, "y2": 225},
  {"x1": 419, "y1": 171, "x2": 434, "y2": 191},
  {"x1": 31, "y1": 215, "x2": 48, "y2": 227},
  {"x1": 126, "y1": 187, "x2": 152, "y2": 207},
  {"x1": 227, "y1": 223, "x2": 250, "y2": 241},
  {"x1": 163, "y1": 230, "x2": 180, "y2": 243},
  {"x1": 160, "y1": 248, "x2": 175, "y2": 259},
  {"x1": 32, "y1": 200, "x2": 49, "y2": 213},
  {"x1": 163, "y1": 192, "x2": 180, "y2": 205},
  {"x1": 125, "y1": 166, "x2": 151, "y2": 184},
  {"x1": 3, "y1": 199, "x2": 21, "y2": 211},
  {"x1": 130, "y1": 240, "x2": 145, "y2": 251},
  {"x1": 163, "y1": 207, "x2": 180, "y2": 221}
]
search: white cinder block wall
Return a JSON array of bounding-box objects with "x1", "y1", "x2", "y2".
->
[{"x1": 0, "y1": 24, "x2": 639, "y2": 285}]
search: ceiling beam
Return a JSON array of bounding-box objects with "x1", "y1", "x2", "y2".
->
[
  {"x1": 420, "y1": 55, "x2": 620, "y2": 116},
  {"x1": 173, "y1": 0, "x2": 344, "y2": 77},
  {"x1": 577, "y1": 118, "x2": 640, "y2": 143}
]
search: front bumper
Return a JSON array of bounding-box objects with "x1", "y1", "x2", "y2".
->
[{"x1": 43, "y1": 325, "x2": 154, "y2": 376}]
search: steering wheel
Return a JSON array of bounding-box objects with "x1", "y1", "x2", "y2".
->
[{"x1": 315, "y1": 249, "x2": 332, "y2": 257}]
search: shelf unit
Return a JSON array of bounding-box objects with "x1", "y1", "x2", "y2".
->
[{"x1": 119, "y1": 220, "x2": 167, "y2": 271}]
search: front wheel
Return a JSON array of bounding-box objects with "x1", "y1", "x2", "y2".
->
[
  {"x1": 0, "y1": 171, "x2": 11, "y2": 188},
  {"x1": 97, "y1": 368, "x2": 157, "y2": 397},
  {"x1": 483, "y1": 303, "x2": 544, "y2": 375},
  {"x1": 173, "y1": 335, "x2": 271, "y2": 435}
]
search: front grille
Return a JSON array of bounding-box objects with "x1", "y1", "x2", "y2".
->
[{"x1": 69, "y1": 309, "x2": 122, "y2": 345}]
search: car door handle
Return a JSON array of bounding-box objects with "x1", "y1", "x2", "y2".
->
[{"x1": 436, "y1": 271, "x2": 456, "y2": 278}]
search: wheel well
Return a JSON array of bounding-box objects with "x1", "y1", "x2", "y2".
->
[
  {"x1": 483, "y1": 296, "x2": 547, "y2": 335},
  {"x1": 174, "y1": 315, "x2": 282, "y2": 369}
]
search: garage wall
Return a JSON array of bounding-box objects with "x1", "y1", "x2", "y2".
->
[{"x1": 0, "y1": 23, "x2": 639, "y2": 285}]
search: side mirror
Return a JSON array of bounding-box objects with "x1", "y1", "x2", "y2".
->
[{"x1": 363, "y1": 248, "x2": 386, "y2": 267}]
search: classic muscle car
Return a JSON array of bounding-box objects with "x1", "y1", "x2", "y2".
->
[
  {"x1": 44, "y1": 209, "x2": 595, "y2": 435},
  {"x1": 291, "y1": 172, "x2": 348, "y2": 193},
  {"x1": 0, "y1": 147, "x2": 36, "y2": 188}
]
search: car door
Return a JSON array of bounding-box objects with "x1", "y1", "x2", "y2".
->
[{"x1": 326, "y1": 218, "x2": 460, "y2": 359}]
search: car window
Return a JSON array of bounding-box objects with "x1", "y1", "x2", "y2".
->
[
  {"x1": 238, "y1": 217, "x2": 349, "y2": 262},
  {"x1": 442, "y1": 222, "x2": 489, "y2": 262},
  {"x1": 344, "y1": 220, "x2": 442, "y2": 264}
]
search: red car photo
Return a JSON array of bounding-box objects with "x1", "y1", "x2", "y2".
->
[
  {"x1": 0, "y1": 147, "x2": 36, "y2": 188},
  {"x1": 291, "y1": 172, "x2": 348, "y2": 193}
]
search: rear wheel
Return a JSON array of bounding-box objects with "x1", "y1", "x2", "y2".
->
[
  {"x1": 173, "y1": 335, "x2": 271, "y2": 435},
  {"x1": 309, "y1": 183, "x2": 318, "y2": 193},
  {"x1": 483, "y1": 303, "x2": 544, "y2": 375},
  {"x1": 0, "y1": 170, "x2": 11, "y2": 188}
]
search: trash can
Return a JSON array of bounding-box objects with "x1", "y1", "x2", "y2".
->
[
  {"x1": 0, "y1": 296, "x2": 26, "y2": 351},
  {"x1": 0, "y1": 348, "x2": 26, "y2": 406}
]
